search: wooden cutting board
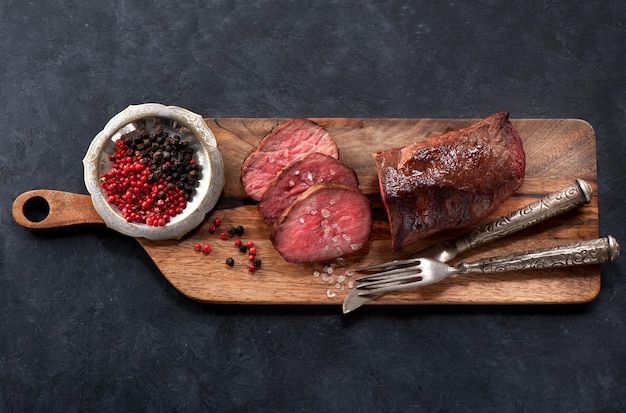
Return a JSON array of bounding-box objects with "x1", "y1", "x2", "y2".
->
[
  {"x1": 140, "y1": 117, "x2": 600, "y2": 305},
  {"x1": 14, "y1": 117, "x2": 600, "y2": 306}
]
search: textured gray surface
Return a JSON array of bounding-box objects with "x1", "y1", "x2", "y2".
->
[{"x1": 1, "y1": 1, "x2": 625, "y2": 411}]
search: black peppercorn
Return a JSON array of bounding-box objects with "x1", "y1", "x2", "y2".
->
[
  {"x1": 235, "y1": 225, "x2": 245, "y2": 236},
  {"x1": 239, "y1": 244, "x2": 247, "y2": 253},
  {"x1": 225, "y1": 257, "x2": 235, "y2": 267}
]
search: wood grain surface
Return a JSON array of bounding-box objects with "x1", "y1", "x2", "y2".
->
[{"x1": 136, "y1": 117, "x2": 600, "y2": 306}]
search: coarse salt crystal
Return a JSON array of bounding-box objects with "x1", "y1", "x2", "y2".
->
[
  {"x1": 326, "y1": 290, "x2": 336, "y2": 298},
  {"x1": 335, "y1": 283, "x2": 341, "y2": 289},
  {"x1": 313, "y1": 271, "x2": 320, "y2": 278},
  {"x1": 289, "y1": 180, "x2": 295, "y2": 187},
  {"x1": 348, "y1": 281, "x2": 354, "y2": 288},
  {"x1": 337, "y1": 275, "x2": 345, "y2": 283},
  {"x1": 345, "y1": 270, "x2": 354, "y2": 277},
  {"x1": 298, "y1": 217, "x2": 305, "y2": 224},
  {"x1": 321, "y1": 209, "x2": 331, "y2": 218}
]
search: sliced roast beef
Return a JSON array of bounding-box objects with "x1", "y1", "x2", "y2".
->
[
  {"x1": 259, "y1": 153, "x2": 359, "y2": 226},
  {"x1": 373, "y1": 112, "x2": 526, "y2": 251},
  {"x1": 241, "y1": 118, "x2": 339, "y2": 201},
  {"x1": 271, "y1": 184, "x2": 371, "y2": 263}
]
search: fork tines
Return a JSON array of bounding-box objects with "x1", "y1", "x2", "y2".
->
[
  {"x1": 356, "y1": 277, "x2": 427, "y2": 296},
  {"x1": 356, "y1": 257, "x2": 423, "y2": 273},
  {"x1": 355, "y1": 262, "x2": 424, "y2": 295}
]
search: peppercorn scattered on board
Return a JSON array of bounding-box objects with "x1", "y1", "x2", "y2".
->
[{"x1": 14, "y1": 118, "x2": 600, "y2": 306}]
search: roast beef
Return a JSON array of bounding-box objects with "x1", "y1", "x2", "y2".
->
[
  {"x1": 271, "y1": 184, "x2": 372, "y2": 263},
  {"x1": 241, "y1": 118, "x2": 339, "y2": 201},
  {"x1": 373, "y1": 112, "x2": 526, "y2": 251},
  {"x1": 259, "y1": 153, "x2": 359, "y2": 226}
]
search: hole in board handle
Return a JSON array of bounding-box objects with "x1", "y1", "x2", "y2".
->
[{"x1": 22, "y1": 196, "x2": 51, "y2": 223}]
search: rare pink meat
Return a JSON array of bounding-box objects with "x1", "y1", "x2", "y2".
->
[
  {"x1": 241, "y1": 118, "x2": 339, "y2": 201},
  {"x1": 259, "y1": 153, "x2": 359, "y2": 226},
  {"x1": 373, "y1": 112, "x2": 526, "y2": 251},
  {"x1": 271, "y1": 184, "x2": 372, "y2": 263}
]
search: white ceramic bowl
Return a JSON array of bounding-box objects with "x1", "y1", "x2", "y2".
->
[{"x1": 83, "y1": 103, "x2": 224, "y2": 240}]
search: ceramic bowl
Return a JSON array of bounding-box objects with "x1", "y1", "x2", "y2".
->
[{"x1": 83, "y1": 103, "x2": 224, "y2": 240}]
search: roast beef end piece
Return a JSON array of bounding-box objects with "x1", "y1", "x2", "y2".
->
[
  {"x1": 241, "y1": 118, "x2": 339, "y2": 201},
  {"x1": 374, "y1": 112, "x2": 526, "y2": 251},
  {"x1": 259, "y1": 153, "x2": 359, "y2": 226},
  {"x1": 271, "y1": 184, "x2": 372, "y2": 263}
]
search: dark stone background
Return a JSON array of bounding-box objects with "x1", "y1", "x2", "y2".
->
[{"x1": 1, "y1": 1, "x2": 624, "y2": 411}]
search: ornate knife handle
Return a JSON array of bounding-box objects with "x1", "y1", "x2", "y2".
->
[
  {"x1": 461, "y1": 236, "x2": 620, "y2": 273},
  {"x1": 455, "y1": 179, "x2": 593, "y2": 255}
]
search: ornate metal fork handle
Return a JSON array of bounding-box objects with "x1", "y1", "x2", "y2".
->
[{"x1": 462, "y1": 235, "x2": 619, "y2": 274}]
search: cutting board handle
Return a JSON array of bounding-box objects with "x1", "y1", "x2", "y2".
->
[{"x1": 12, "y1": 189, "x2": 105, "y2": 230}]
